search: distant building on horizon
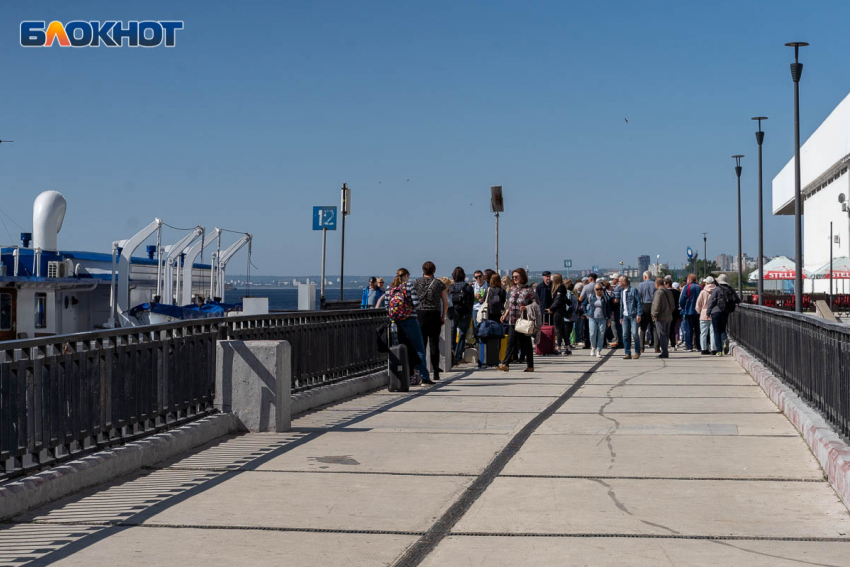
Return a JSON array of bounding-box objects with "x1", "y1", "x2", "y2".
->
[
  {"x1": 638, "y1": 255, "x2": 650, "y2": 274},
  {"x1": 716, "y1": 254, "x2": 732, "y2": 271}
]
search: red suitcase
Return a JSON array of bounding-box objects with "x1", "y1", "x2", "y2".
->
[{"x1": 535, "y1": 325, "x2": 557, "y2": 355}]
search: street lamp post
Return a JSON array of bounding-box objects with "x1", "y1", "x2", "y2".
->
[
  {"x1": 702, "y1": 232, "x2": 707, "y2": 280},
  {"x1": 752, "y1": 117, "x2": 768, "y2": 306},
  {"x1": 732, "y1": 155, "x2": 745, "y2": 298},
  {"x1": 491, "y1": 186, "x2": 504, "y2": 275},
  {"x1": 786, "y1": 41, "x2": 808, "y2": 313}
]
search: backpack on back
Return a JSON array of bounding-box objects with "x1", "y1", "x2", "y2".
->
[
  {"x1": 387, "y1": 285, "x2": 413, "y2": 322},
  {"x1": 449, "y1": 282, "x2": 471, "y2": 318},
  {"x1": 724, "y1": 286, "x2": 739, "y2": 313},
  {"x1": 715, "y1": 285, "x2": 738, "y2": 314}
]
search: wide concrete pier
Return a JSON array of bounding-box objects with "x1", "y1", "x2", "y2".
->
[{"x1": 3, "y1": 351, "x2": 850, "y2": 566}]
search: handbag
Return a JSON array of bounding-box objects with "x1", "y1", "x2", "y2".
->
[
  {"x1": 476, "y1": 288, "x2": 491, "y2": 324},
  {"x1": 515, "y1": 311, "x2": 536, "y2": 336}
]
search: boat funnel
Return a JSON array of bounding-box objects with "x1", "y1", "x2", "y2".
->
[{"x1": 32, "y1": 191, "x2": 66, "y2": 252}]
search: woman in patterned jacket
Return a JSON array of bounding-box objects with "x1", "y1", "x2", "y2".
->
[{"x1": 498, "y1": 268, "x2": 539, "y2": 373}]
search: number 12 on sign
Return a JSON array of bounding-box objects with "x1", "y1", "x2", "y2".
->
[{"x1": 313, "y1": 206, "x2": 337, "y2": 231}]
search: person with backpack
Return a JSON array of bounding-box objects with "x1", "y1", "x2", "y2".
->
[
  {"x1": 619, "y1": 275, "x2": 642, "y2": 359},
  {"x1": 384, "y1": 268, "x2": 433, "y2": 384},
  {"x1": 414, "y1": 261, "x2": 449, "y2": 381},
  {"x1": 498, "y1": 267, "x2": 539, "y2": 372},
  {"x1": 678, "y1": 273, "x2": 703, "y2": 351},
  {"x1": 706, "y1": 273, "x2": 739, "y2": 356},
  {"x1": 448, "y1": 266, "x2": 475, "y2": 365}
]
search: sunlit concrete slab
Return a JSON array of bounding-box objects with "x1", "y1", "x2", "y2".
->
[
  {"x1": 252, "y1": 432, "x2": 508, "y2": 474},
  {"x1": 454, "y1": 477, "x2": 850, "y2": 537},
  {"x1": 424, "y1": 383, "x2": 568, "y2": 397},
  {"x1": 586, "y1": 373, "x2": 756, "y2": 386},
  {"x1": 421, "y1": 536, "x2": 850, "y2": 567},
  {"x1": 535, "y1": 412, "x2": 798, "y2": 436},
  {"x1": 161, "y1": 433, "x2": 309, "y2": 470},
  {"x1": 145, "y1": 471, "x2": 470, "y2": 532},
  {"x1": 23, "y1": 468, "x2": 471, "y2": 533},
  {"x1": 558, "y1": 396, "x2": 780, "y2": 414},
  {"x1": 340, "y1": 410, "x2": 534, "y2": 434},
  {"x1": 575, "y1": 384, "x2": 766, "y2": 398},
  {"x1": 502, "y1": 434, "x2": 823, "y2": 479},
  {"x1": 41, "y1": 528, "x2": 416, "y2": 567},
  {"x1": 380, "y1": 394, "x2": 554, "y2": 413}
]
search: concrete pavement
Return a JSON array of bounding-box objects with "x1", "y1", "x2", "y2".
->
[{"x1": 3, "y1": 349, "x2": 850, "y2": 566}]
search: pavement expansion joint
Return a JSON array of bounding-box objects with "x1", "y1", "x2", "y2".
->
[
  {"x1": 150, "y1": 466, "x2": 478, "y2": 477},
  {"x1": 496, "y1": 474, "x2": 824, "y2": 482},
  {"x1": 15, "y1": 520, "x2": 426, "y2": 536},
  {"x1": 391, "y1": 352, "x2": 614, "y2": 567},
  {"x1": 447, "y1": 532, "x2": 850, "y2": 542}
]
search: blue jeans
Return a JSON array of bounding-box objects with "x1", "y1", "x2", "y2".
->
[
  {"x1": 680, "y1": 315, "x2": 691, "y2": 348},
  {"x1": 711, "y1": 312, "x2": 728, "y2": 353},
  {"x1": 588, "y1": 318, "x2": 607, "y2": 351},
  {"x1": 621, "y1": 315, "x2": 640, "y2": 355},
  {"x1": 396, "y1": 316, "x2": 430, "y2": 380},
  {"x1": 452, "y1": 313, "x2": 472, "y2": 363}
]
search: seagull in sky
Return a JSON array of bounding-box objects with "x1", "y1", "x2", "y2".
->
[{"x1": 624, "y1": 118, "x2": 629, "y2": 124}]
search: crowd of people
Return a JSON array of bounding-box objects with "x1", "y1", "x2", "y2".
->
[{"x1": 365, "y1": 262, "x2": 741, "y2": 384}]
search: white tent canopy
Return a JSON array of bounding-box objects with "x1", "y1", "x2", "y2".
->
[
  {"x1": 810, "y1": 257, "x2": 850, "y2": 279},
  {"x1": 748, "y1": 256, "x2": 808, "y2": 282}
]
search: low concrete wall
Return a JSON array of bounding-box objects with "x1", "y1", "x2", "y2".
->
[
  {"x1": 291, "y1": 370, "x2": 388, "y2": 417},
  {"x1": 215, "y1": 340, "x2": 291, "y2": 433},
  {"x1": 732, "y1": 343, "x2": 850, "y2": 509},
  {"x1": 0, "y1": 413, "x2": 239, "y2": 521}
]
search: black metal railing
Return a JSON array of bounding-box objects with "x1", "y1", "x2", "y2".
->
[
  {"x1": 729, "y1": 304, "x2": 850, "y2": 440},
  {"x1": 0, "y1": 319, "x2": 222, "y2": 482},
  {"x1": 322, "y1": 299, "x2": 362, "y2": 311},
  {"x1": 225, "y1": 309, "x2": 387, "y2": 392},
  {"x1": 0, "y1": 308, "x2": 387, "y2": 482}
]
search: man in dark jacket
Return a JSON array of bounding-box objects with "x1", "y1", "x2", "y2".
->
[
  {"x1": 536, "y1": 271, "x2": 553, "y2": 319},
  {"x1": 651, "y1": 277, "x2": 676, "y2": 358}
]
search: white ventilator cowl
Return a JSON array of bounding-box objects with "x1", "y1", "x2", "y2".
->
[{"x1": 32, "y1": 190, "x2": 67, "y2": 251}]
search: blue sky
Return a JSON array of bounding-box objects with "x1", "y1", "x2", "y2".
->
[{"x1": 2, "y1": 1, "x2": 850, "y2": 277}]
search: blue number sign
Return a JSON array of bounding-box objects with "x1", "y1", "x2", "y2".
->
[
  {"x1": 313, "y1": 206, "x2": 337, "y2": 230},
  {"x1": 564, "y1": 259, "x2": 572, "y2": 268},
  {"x1": 686, "y1": 246, "x2": 694, "y2": 259}
]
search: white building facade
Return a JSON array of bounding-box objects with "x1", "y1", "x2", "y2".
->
[{"x1": 773, "y1": 92, "x2": 850, "y2": 293}]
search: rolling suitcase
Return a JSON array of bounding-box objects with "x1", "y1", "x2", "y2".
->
[
  {"x1": 535, "y1": 324, "x2": 556, "y2": 355},
  {"x1": 535, "y1": 313, "x2": 557, "y2": 355}
]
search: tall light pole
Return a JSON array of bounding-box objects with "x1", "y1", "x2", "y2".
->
[
  {"x1": 752, "y1": 117, "x2": 768, "y2": 305},
  {"x1": 491, "y1": 186, "x2": 504, "y2": 274},
  {"x1": 702, "y1": 232, "x2": 707, "y2": 279},
  {"x1": 339, "y1": 183, "x2": 351, "y2": 300},
  {"x1": 733, "y1": 155, "x2": 745, "y2": 298},
  {"x1": 786, "y1": 41, "x2": 808, "y2": 312}
]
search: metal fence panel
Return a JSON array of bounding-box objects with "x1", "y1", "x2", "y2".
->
[{"x1": 729, "y1": 303, "x2": 850, "y2": 440}]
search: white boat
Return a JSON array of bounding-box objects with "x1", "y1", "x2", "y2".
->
[{"x1": 0, "y1": 191, "x2": 261, "y2": 340}]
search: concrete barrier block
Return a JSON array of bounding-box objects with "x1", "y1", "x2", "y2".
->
[{"x1": 215, "y1": 340, "x2": 291, "y2": 433}]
